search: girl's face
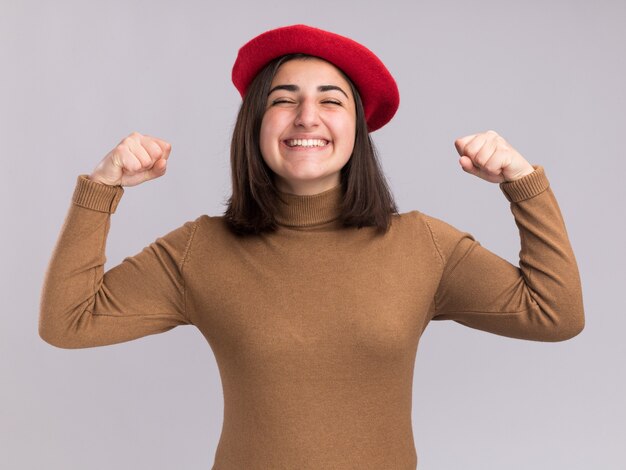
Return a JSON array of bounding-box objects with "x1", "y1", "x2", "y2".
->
[{"x1": 259, "y1": 58, "x2": 356, "y2": 195}]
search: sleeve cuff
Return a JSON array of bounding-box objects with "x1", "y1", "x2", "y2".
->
[
  {"x1": 499, "y1": 164, "x2": 550, "y2": 203},
  {"x1": 72, "y1": 174, "x2": 125, "y2": 213}
]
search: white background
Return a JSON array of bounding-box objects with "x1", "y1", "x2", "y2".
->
[{"x1": 2, "y1": 0, "x2": 624, "y2": 468}]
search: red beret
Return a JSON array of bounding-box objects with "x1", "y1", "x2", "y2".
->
[{"x1": 231, "y1": 24, "x2": 400, "y2": 133}]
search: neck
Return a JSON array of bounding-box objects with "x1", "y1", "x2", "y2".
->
[{"x1": 274, "y1": 182, "x2": 344, "y2": 229}]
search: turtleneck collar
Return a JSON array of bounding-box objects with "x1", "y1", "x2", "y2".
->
[{"x1": 274, "y1": 183, "x2": 344, "y2": 229}]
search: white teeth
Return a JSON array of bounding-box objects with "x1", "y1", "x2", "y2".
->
[{"x1": 286, "y1": 139, "x2": 328, "y2": 147}]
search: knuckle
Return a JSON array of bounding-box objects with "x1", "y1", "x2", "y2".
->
[
  {"x1": 485, "y1": 161, "x2": 498, "y2": 172},
  {"x1": 115, "y1": 143, "x2": 128, "y2": 156}
]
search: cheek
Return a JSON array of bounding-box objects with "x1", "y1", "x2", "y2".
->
[
  {"x1": 259, "y1": 120, "x2": 274, "y2": 154},
  {"x1": 336, "y1": 117, "x2": 356, "y2": 147},
  {"x1": 260, "y1": 113, "x2": 282, "y2": 148}
]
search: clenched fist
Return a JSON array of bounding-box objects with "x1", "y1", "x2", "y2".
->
[
  {"x1": 89, "y1": 132, "x2": 172, "y2": 187},
  {"x1": 454, "y1": 130, "x2": 535, "y2": 183}
]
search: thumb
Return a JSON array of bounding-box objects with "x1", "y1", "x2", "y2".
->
[{"x1": 144, "y1": 158, "x2": 168, "y2": 181}]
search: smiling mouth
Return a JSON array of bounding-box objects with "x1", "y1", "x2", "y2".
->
[{"x1": 283, "y1": 138, "x2": 330, "y2": 148}]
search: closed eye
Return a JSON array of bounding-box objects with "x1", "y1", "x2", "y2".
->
[{"x1": 271, "y1": 99, "x2": 342, "y2": 105}]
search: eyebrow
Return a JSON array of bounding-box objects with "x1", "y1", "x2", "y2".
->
[{"x1": 268, "y1": 84, "x2": 349, "y2": 99}]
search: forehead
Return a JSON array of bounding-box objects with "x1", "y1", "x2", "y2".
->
[{"x1": 271, "y1": 57, "x2": 351, "y2": 87}]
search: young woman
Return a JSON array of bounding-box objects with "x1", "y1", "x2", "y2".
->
[{"x1": 40, "y1": 24, "x2": 585, "y2": 469}]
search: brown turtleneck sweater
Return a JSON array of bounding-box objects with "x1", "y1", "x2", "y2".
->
[{"x1": 39, "y1": 164, "x2": 584, "y2": 469}]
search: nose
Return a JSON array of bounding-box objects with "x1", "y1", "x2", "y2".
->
[{"x1": 294, "y1": 98, "x2": 320, "y2": 128}]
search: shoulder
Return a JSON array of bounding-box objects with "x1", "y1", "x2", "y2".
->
[
  {"x1": 399, "y1": 209, "x2": 471, "y2": 238},
  {"x1": 189, "y1": 214, "x2": 227, "y2": 239},
  {"x1": 189, "y1": 214, "x2": 247, "y2": 245},
  {"x1": 389, "y1": 209, "x2": 442, "y2": 254},
  {"x1": 393, "y1": 209, "x2": 476, "y2": 265},
  {"x1": 392, "y1": 209, "x2": 451, "y2": 236}
]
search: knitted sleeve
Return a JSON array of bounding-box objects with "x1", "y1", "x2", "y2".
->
[
  {"x1": 39, "y1": 174, "x2": 198, "y2": 349},
  {"x1": 423, "y1": 165, "x2": 585, "y2": 342}
]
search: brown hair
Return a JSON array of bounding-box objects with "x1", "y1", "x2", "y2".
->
[{"x1": 223, "y1": 53, "x2": 399, "y2": 236}]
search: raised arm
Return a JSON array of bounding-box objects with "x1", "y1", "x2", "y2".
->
[
  {"x1": 422, "y1": 130, "x2": 585, "y2": 341},
  {"x1": 39, "y1": 174, "x2": 198, "y2": 349},
  {"x1": 39, "y1": 132, "x2": 199, "y2": 349},
  {"x1": 424, "y1": 164, "x2": 584, "y2": 341}
]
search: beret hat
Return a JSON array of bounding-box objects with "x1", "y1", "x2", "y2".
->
[{"x1": 231, "y1": 24, "x2": 400, "y2": 132}]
